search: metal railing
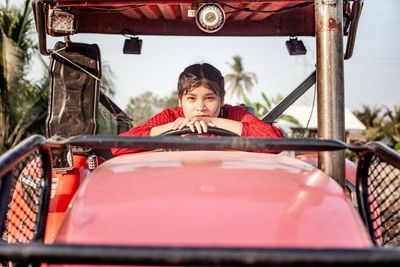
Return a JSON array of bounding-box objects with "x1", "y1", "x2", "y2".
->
[
  {"x1": 0, "y1": 135, "x2": 52, "y2": 244},
  {"x1": 0, "y1": 135, "x2": 400, "y2": 266},
  {"x1": 356, "y1": 142, "x2": 400, "y2": 247}
]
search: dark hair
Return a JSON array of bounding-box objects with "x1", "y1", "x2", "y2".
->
[{"x1": 177, "y1": 63, "x2": 225, "y2": 100}]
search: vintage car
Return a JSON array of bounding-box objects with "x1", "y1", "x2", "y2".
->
[{"x1": 1, "y1": 0, "x2": 400, "y2": 266}]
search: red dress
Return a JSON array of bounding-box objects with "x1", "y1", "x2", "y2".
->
[{"x1": 112, "y1": 104, "x2": 283, "y2": 156}]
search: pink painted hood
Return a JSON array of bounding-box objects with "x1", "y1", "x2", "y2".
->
[{"x1": 56, "y1": 151, "x2": 371, "y2": 248}]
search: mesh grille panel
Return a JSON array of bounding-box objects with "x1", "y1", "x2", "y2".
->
[
  {"x1": 1, "y1": 150, "x2": 46, "y2": 244},
  {"x1": 363, "y1": 154, "x2": 400, "y2": 246}
]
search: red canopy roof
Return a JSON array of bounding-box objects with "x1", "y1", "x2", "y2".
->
[{"x1": 52, "y1": 0, "x2": 315, "y2": 36}]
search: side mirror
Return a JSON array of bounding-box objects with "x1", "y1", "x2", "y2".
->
[
  {"x1": 51, "y1": 145, "x2": 74, "y2": 171},
  {"x1": 47, "y1": 41, "x2": 101, "y2": 137}
]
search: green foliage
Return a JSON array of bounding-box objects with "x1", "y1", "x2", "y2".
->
[
  {"x1": 242, "y1": 91, "x2": 300, "y2": 126},
  {"x1": 125, "y1": 91, "x2": 178, "y2": 126},
  {"x1": 353, "y1": 105, "x2": 400, "y2": 149},
  {"x1": 97, "y1": 105, "x2": 118, "y2": 135},
  {"x1": 395, "y1": 143, "x2": 400, "y2": 152},
  {"x1": 0, "y1": 0, "x2": 35, "y2": 74},
  {"x1": 6, "y1": 79, "x2": 48, "y2": 146},
  {"x1": 353, "y1": 105, "x2": 384, "y2": 141},
  {"x1": 100, "y1": 60, "x2": 116, "y2": 97},
  {"x1": 97, "y1": 61, "x2": 118, "y2": 135},
  {"x1": 0, "y1": 1, "x2": 117, "y2": 148},
  {"x1": 225, "y1": 55, "x2": 299, "y2": 129},
  {"x1": 0, "y1": 0, "x2": 48, "y2": 153},
  {"x1": 382, "y1": 106, "x2": 400, "y2": 145}
]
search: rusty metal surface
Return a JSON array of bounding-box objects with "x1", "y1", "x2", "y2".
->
[{"x1": 315, "y1": 0, "x2": 346, "y2": 187}]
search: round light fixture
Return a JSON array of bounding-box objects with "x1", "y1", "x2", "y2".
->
[{"x1": 195, "y1": 4, "x2": 226, "y2": 33}]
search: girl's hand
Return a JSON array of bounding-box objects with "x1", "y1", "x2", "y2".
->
[{"x1": 172, "y1": 117, "x2": 216, "y2": 134}]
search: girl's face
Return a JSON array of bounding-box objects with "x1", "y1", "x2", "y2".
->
[{"x1": 179, "y1": 85, "x2": 223, "y2": 118}]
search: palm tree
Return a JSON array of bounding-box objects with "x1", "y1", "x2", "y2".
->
[
  {"x1": 353, "y1": 105, "x2": 385, "y2": 142},
  {"x1": 382, "y1": 106, "x2": 400, "y2": 149},
  {"x1": 0, "y1": 0, "x2": 48, "y2": 153},
  {"x1": 225, "y1": 55, "x2": 257, "y2": 103},
  {"x1": 353, "y1": 105, "x2": 383, "y2": 128},
  {"x1": 353, "y1": 105, "x2": 400, "y2": 150},
  {"x1": 1, "y1": 1, "x2": 119, "y2": 149}
]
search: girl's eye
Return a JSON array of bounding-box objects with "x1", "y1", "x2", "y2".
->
[
  {"x1": 187, "y1": 97, "x2": 195, "y2": 101},
  {"x1": 206, "y1": 97, "x2": 216, "y2": 101}
]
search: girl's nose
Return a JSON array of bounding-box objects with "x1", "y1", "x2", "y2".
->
[{"x1": 195, "y1": 100, "x2": 206, "y2": 110}]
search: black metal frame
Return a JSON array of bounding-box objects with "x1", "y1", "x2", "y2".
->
[
  {"x1": 0, "y1": 135, "x2": 52, "y2": 242},
  {"x1": 356, "y1": 149, "x2": 375, "y2": 243},
  {"x1": 262, "y1": 70, "x2": 316, "y2": 124},
  {"x1": 1, "y1": 135, "x2": 400, "y2": 265},
  {"x1": 344, "y1": 0, "x2": 364, "y2": 60},
  {"x1": 1, "y1": 243, "x2": 400, "y2": 266},
  {"x1": 49, "y1": 135, "x2": 352, "y2": 152},
  {"x1": 47, "y1": 135, "x2": 400, "y2": 249},
  {"x1": 99, "y1": 91, "x2": 133, "y2": 134},
  {"x1": 0, "y1": 172, "x2": 13, "y2": 239},
  {"x1": 355, "y1": 142, "x2": 400, "y2": 246},
  {"x1": 32, "y1": 0, "x2": 53, "y2": 56}
]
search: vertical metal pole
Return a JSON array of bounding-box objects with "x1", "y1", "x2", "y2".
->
[
  {"x1": 315, "y1": 0, "x2": 345, "y2": 188},
  {"x1": 0, "y1": 32, "x2": 8, "y2": 149}
]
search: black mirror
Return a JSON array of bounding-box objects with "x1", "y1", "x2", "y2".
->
[{"x1": 47, "y1": 41, "x2": 101, "y2": 137}]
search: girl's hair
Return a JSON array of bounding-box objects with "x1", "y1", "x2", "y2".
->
[{"x1": 177, "y1": 63, "x2": 225, "y2": 100}]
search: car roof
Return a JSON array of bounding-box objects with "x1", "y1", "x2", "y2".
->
[{"x1": 53, "y1": 0, "x2": 315, "y2": 36}]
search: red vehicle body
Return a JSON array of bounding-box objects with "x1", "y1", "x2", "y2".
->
[
  {"x1": 0, "y1": 0, "x2": 399, "y2": 266},
  {"x1": 54, "y1": 151, "x2": 370, "y2": 248}
]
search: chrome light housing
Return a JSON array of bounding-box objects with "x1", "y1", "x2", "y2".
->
[{"x1": 195, "y1": 4, "x2": 226, "y2": 33}]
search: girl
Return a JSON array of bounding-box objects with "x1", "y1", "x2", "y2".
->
[{"x1": 112, "y1": 63, "x2": 283, "y2": 156}]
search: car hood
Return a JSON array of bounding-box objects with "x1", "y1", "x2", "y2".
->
[{"x1": 56, "y1": 151, "x2": 371, "y2": 248}]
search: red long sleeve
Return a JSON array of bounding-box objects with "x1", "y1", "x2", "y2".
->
[
  {"x1": 223, "y1": 105, "x2": 284, "y2": 138},
  {"x1": 111, "y1": 108, "x2": 183, "y2": 155},
  {"x1": 120, "y1": 108, "x2": 183, "y2": 137},
  {"x1": 112, "y1": 105, "x2": 283, "y2": 156}
]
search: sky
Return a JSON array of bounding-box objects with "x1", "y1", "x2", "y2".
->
[{"x1": 12, "y1": 0, "x2": 400, "y2": 111}]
